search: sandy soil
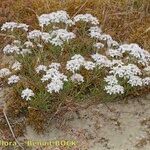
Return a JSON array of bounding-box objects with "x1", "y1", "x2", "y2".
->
[{"x1": 23, "y1": 95, "x2": 150, "y2": 150}]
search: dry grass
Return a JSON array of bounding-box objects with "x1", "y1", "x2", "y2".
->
[
  {"x1": 1, "y1": 0, "x2": 149, "y2": 49},
  {"x1": 0, "y1": 0, "x2": 150, "y2": 51}
]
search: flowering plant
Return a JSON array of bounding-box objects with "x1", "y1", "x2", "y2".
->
[{"x1": 0, "y1": 10, "x2": 150, "y2": 130}]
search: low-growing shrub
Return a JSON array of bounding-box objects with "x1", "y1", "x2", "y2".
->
[{"x1": 0, "y1": 10, "x2": 150, "y2": 132}]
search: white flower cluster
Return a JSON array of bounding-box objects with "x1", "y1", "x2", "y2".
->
[
  {"x1": 107, "y1": 49, "x2": 122, "y2": 58},
  {"x1": 1, "y1": 22, "x2": 28, "y2": 31},
  {"x1": 89, "y1": 26, "x2": 102, "y2": 39},
  {"x1": 104, "y1": 75, "x2": 124, "y2": 95},
  {"x1": 142, "y1": 77, "x2": 150, "y2": 86},
  {"x1": 39, "y1": 63, "x2": 68, "y2": 93},
  {"x1": 105, "y1": 84, "x2": 124, "y2": 95},
  {"x1": 66, "y1": 54, "x2": 85, "y2": 73},
  {"x1": 71, "y1": 73, "x2": 84, "y2": 83},
  {"x1": 38, "y1": 10, "x2": 72, "y2": 27},
  {"x1": 35, "y1": 65, "x2": 47, "y2": 73},
  {"x1": 50, "y1": 29, "x2": 76, "y2": 46},
  {"x1": 21, "y1": 88, "x2": 35, "y2": 100},
  {"x1": 8, "y1": 75, "x2": 20, "y2": 85},
  {"x1": 109, "y1": 64, "x2": 141, "y2": 78},
  {"x1": 3, "y1": 43, "x2": 32, "y2": 56},
  {"x1": 28, "y1": 30, "x2": 52, "y2": 43},
  {"x1": 1, "y1": 11, "x2": 150, "y2": 99},
  {"x1": 74, "y1": 14, "x2": 99, "y2": 25},
  {"x1": 28, "y1": 29, "x2": 75, "y2": 46},
  {"x1": 104, "y1": 75, "x2": 118, "y2": 86},
  {"x1": 83, "y1": 61, "x2": 95, "y2": 70},
  {"x1": 11, "y1": 61, "x2": 22, "y2": 71},
  {"x1": 3, "y1": 44, "x2": 20, "y2": 54},
  {"x1": 0, "y1": 68, "x2": 11, "y2": 78},
  {"x1": 49, "y1": 63, "x2": 61, "y2": 70},
  {"x1": 118, "y1": 43, "x2": 150, "y2": 65},
  {"x1": 91, "y1": 53, "x2": 111, "y2": 68},
  {"x1": 127, "y1": 75, "x2": 143, "y2": 87}
]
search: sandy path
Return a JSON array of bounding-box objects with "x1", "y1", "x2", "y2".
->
[{"x1": 24, "y1": 95, "x2": 150, "y2": 150}]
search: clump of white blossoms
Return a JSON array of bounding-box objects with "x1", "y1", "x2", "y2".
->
[
  {"x1": 104, "y1": 84, "x2": 124, "y2": 95},
  {"x1": 8, "y1": 75, "x2": 20, "y2": 85},
  {"x1": 127, "y1": 76, "x2": 143, "y2": 87},
  {"x1": 38, "y1": 10, "x2": 72, "y2": 27},
  {"x1": 35, "y1": 65, "x2": 47, "y2": 73},
  {"x1": 104, "y1": 75, "x2": 124, "y2": 95},
  {"x1": 71, "y1": 73, "x2": 84, "y2": 84},
  {"x1": 21, "y1": 88, "x2": 35, "y2": 100},
  {"x1": 1, "y1": 10, "x2": 150, "y2": 100},
  {"x1": 142, "y1": 77, "x2": 150, "y2": 86},
  {"x1": 50, "y1": 29, "x2": 76, "y2": 46},
  {"x1": 109, "y1": 64, "x2": 142, "y2": 79},
  {"x1": 3, "y1": 44, "x2": 20, "y2": 54},
  {"x1": 11, "y1": 61, "x2": 22, "y2": 71},
  {"x1": 91, "y1": 53, "x2": 111, "y2": 68},
  {"x1": 66, "y1": 54, "x2": 85, "y2": 73},
  {"x1": 0, "y1": 68, "x2": 11, "y2": 78},
  {"x1": 1, "y1": 22, "x2": 29, "y2": 31},
  {"x1": 74, "y1": 14, "x2": 99, "y2": 25}
]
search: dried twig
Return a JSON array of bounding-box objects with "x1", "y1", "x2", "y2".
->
[
  {"x1": 3, "y1": 108, "x2": 25, "y2": 150},
  {"x1": 71, "y1": 0, "x2": 89, "y2": 19}
]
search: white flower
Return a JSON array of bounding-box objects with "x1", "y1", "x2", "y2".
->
[
  {"x1": 24, "y1": 41, "x2": 34, "y2": 48},
  {"x1": 128, "y1": 76, "x2": 143, "y2": 87},
  {"x1": 66, "y1": 59, "x2": 81, "y2": 73},
  {"x1": 109, "y1": 64, "x2": 141, "y2": 78},
  {"x1": 50, "y1": 29, "x2": 76, "y2": 46},
  {"x1": 107, "y1": 49, "x2": 122, "y2": 58},
  {"x1": 49, "y1": 63, "x2": 61, "y2": 70},
  {"x1": 21, "y1": 88, "x2": 35, "y2": 100},
  {"x1": 28, "y1": 30, "x2": 52, "y2": 43},
  {"x1": 66, "y1": 19, "x2": 75, "y2": 26},
  {"x1": 41, "y1": 32, "x2": 52, "y2": 43},
  {"x1": 38, "y1": 10, "x2": 70, "y2": 27},
  {"x1": 89, "y1": 26, "x2": 102, "y2": 39},
  {"x1": 66, "y1": 54, "x2": 85, "y2": 73},
  {"x1": 104, "y1": 75, "x2": 118, "y2": 86},
  {"x1": 3, "y1": 44, "x2": 20, "y2": 54},
  {"x1": 11, "y1": 61, "x2": 22, "y2": 71},
  {"x1": 71, "y1": 73, "x2": 84, "y2": 83},
  {"x1": 0, "y1": 68, "x2": 11, "y2": 78},
  {"x1": 93, "y1": 42, "x2": 104, "y2": 49},
  {"x1": 8, "y1": 75, "x2": 20, "y2": 85},
  {"x1": 1, "y1": 22, "x2": 28, "y2": 31},
  {"x1": 118, "y1": 43, "x2": 150, "y2": 65},
  {"x1": 71, "y1": 54, "x2": 85, "y2": 63},
  {"x1": 41, "y1": 68, "x2": 67, "y2": 82},
  {"x1": 35, "y1": 65, "x2": 47, "y2": 73},
  {"x1": 142, "y1": 77, "x2": 150, "y2": 86},
  {"x1": 91, "y1": 53, "x2": 111, "y2": 68},
  {"x1": 74, "y1": 14, "x2": 99, "y2": 25},
  {"x1": 47, "y1": 79, "x2": 64, "y2": 93},
  {"x1": 19, "y1": 49, "x2": 32, "y2": 55},
  {"x1": 84, "y1": 61, "x2": 95, "y2": 70},
  {"x1": 104, "y1": 84, "x2": 124, "y2": 95},
  {"x1": 28, "y1": 30, "x2": 42, "y2": 39}
]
